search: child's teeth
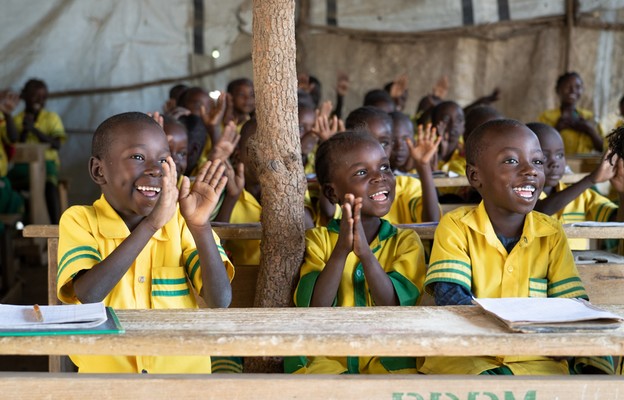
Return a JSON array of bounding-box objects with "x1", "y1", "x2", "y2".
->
[{"x1": 137, "y1": 186, "x2": 161, "y2": 193}]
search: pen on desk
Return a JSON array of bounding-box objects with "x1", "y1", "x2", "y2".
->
[{"x1": 32, "y1": 304, "x2": 44, "y2": 322}]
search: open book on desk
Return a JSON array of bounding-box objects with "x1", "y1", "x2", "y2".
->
[
  {"x1": 0, "y1": 302, "x2": 124, "y2": 336},
  {"x1": 473, "y1": 297, "x2": 624, "y2": 333}
]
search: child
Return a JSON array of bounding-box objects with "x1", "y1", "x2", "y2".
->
[
  {"x1": 617, "y1": 95, "x2": 624, "y2": 129},
  {"x1": 224, "y1": 78, "x2": 255, "y2": 127},
  {"x1": 529, "y1": 122, "x2": 624, "y2": 250},
  {"x1": 431, "y1": 101, "x2": 465, "y2": 175},
  {"x1": 538, "y1": 72, "x2": 603, "y2": 154},
  {"x1": 0, "y1": 90, "x2": 24, "y2": 219},
  {"x1": 421, "y1": 119, "x2": 612, "y2": 375},
  {"x1": 163, "y1": 115, "x2": 188, "y2": 179},
  {"x1": 363, "y1": 89, "x2": 396, "y2": 113},
  {"x1": 389, "y1": 111, "x2": 415, "y2": 174},
  {"x1": 285, "y1": 130, "x2": 427, "y2": 374},
  {"x1": 2, "y1": 79, "x2": 66, "y2": 223},
  {"x1": 346, "y1": 106, "x2": 440, "y2": 224},
  {"x1": 57, "y1": 112, "x2": 234, "y2": 373}
]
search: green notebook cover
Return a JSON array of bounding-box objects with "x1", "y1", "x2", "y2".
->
[{"x1": 0, "y1": 307, "x2": 124, "y2": 336}]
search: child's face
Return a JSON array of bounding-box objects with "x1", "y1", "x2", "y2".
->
[
  {"x1": 231, "y1": 84, "x2": 255, "y2": 115},
  {"x1": 557, "y1": 75, "x2": 583, "y2": 107},
  {"x1": 164, "y1": 121, "x2": 188, "y2": 177},
  {"x1": 367, "y1": 119, "x2": 394, "y2": 159},
  {"x1": 536, "y1": 128, "x2": 566, "y2": 188},
  {"x1": 390, "y1": 119, "x2": 413, "y2": 169},
  {"x1": 438, "y1": 104, "x2": 465, "y2": 159},
  {"x1": 325, "y1": 140, "x2": 396, "y2": 218},
  {"x1": 469, "y1": 126, "x2": 545, "y2": 217},
  {"x1": 184, "y1": 91, "x2": 211, "y2": 116},
  {"x1": 298, "y1": 108, "x2": 315, "y2": 138},
  {"x1": 23, "y1": 86, "x2": 47, "y2": 113},
  {"x1": 96, "y1": 122, "x2": 172, "y2": 223}
]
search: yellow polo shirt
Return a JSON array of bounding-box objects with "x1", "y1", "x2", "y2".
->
[
  {"x1": 540, "y1": 182, "x2": 617, "y2": 250},
  {"x1": 58, "y1": 195, "x2": 234, "y2": 373},
  {"x1": 538, "y1": 108, "x2": 603, "y2": 155},
  {"x1": 288, "y1": 219, "x2": 426, "y2": 374},
  {"x1": 224, "y1": 189, "x2": 261, "y2": 266},
  {"x1": 421, "y1": 203, "x2": 586, "y2": 375}
]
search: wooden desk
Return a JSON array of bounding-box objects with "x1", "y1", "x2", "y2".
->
[
  {"x1": 2, "y1": 307, "x2": 624, "y2": 400},
  {"x1": 2, "y1": 306, "x2": 624, "y2": 357},
  {"x1": 12, "y1": 143, "x2": 50, "y2": 225}
]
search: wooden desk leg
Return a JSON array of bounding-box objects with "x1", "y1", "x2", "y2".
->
[{"x1": 28, "y1": 159, "x2": 50, "y2": 225}]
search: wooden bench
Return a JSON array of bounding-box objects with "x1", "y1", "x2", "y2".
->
[{"x1": 1, "y1": 306, "x2": 624, "y2": 399}]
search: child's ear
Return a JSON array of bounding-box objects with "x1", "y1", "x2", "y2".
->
[
  {"x1": 466, "y1": 164, "x2": 482, "y2": 189},
  {"x1": 322, "y1": 183, "x2": 339, "y2": 204},
  {"x1": 89, "y1": 156, "x2": 106, "y2": 185}
]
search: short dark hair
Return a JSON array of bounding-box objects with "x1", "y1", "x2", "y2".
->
[
  {"x1": 92, "y1": 112, "x2": 161, "y2": 158},
  {"x1": 227, "y1": 78, "x2": 253, "y2": 94},
  {"x1": 555, "y1": 71, "x2": 582, "y2": 90},
  {"x1": 464, "y1": 105, "x2": 503, "y2": 140},
  {"x1": 430, "y1": 101, "x2": 461, "y2": 126},
  {"x1": 345, "y1": 106, "x2": 392, "y2": 131},
  {"x1": 363, "y1": 89, "x2": 394, "y2": 108},
  {"x1": 465, "y1": 119, "x2": 526, "y2": 165},
  {"x1": 315, "y1": 130, "x2": 380, "y2": 187},
  {"x1": 21, "y1": 79, "x2": 47, "y2": 97},
  {"x1": 526, "y1": 122, "x2": 559, "y2": 140}
]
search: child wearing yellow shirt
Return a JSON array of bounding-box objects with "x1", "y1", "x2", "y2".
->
[
  {"x1": 57, "y1": 112, "x2": 234, "y2": 373},
  {"x1": 286, "y1": 130, "x2": 427, "y2": 374},
  {"x1": 529, "y1": 122, "x2": 624, "y2": 250},
  {"x1": 422, "y1": 119, "x2": 613, "y2": 375}
]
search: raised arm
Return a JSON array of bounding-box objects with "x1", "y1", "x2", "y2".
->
[
  {"x1": 407, "y1": 124, "x2": 442, "y2": 222},
  {"x1": 179, "y1": 159, "x2": 232, "y2": 307}
]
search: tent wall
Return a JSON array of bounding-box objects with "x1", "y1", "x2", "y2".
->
[{"x1": 1, "y1": 0, "x2": 623, "y2": 207}]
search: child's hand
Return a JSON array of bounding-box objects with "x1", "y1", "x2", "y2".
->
[
  {"x1": 407, "y1": 123, "x2": 442, "y2": 167},
  {"x1": 222, "y1": 93, "x2": 235, "y2": 125},
  {"x1": 200, "y1": 91, "x2": 226, "y2": 127},
  {"x1": 224, "y1": 161, "x2": 245, "y2": 199},
  {"x1": 610, "y1": 156, "x2": 624, "y2": 194},
  {"x1": 318, "y1": 100, "x2": 333, "y2": 118},
  {"x1": 312, "y1": 111, "x2": 342, "y2": 143},
  {"x1": 432, "y1": 76, "x2": 449, "y2": 99},
  {"x1": 350, "y1": 196, "x2": 370, "y2": 258},
  {"x1": 589, "y1": 152, "x2": 617, "y2": 184},
  {"x1": 179, "y1": 159, "x2": 227, "y2": 227},
  {"x1": 336, "y1": 72, "x2": 350, "y2": 97},
  {"x1": 144, "y1": 156, "x2": 179, "y2": 231},
  {"x1": 163, "y1": 98, "x2": 177, "y2": 114},
  {"x1": 336, "y1": 194, "x2": 356, "y2": 253},
  {"x1": 209, "y1": 121, "x2": 239, "y2": 161},
  {"x1": 0, "y1": 90, "x2": 19, "y2": 114},
  {"x1": 147, "y1": 111, "x2": 164, "y2": 128},
  {"x1": 22, "y1": 112, "x2": 35, "y2": 132}
]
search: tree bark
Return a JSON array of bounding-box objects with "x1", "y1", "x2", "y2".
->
[{"x1": 246, "y1": 0, "x2": 305, "y2": 373}]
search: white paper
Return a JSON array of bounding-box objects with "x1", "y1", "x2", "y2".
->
[
  {"x1": 0, "y1": 302, "x2": 107, "y2": 330},
  {"x1": 473, "y1": 297, "x2": 623, "y2": 324},
  {"x1": 564, "y1": 222, "x2": 624, "y2": 228}
]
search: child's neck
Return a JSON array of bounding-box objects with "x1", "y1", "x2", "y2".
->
[
  {"x1": 360, "y1": 214, "x2": 382, "y2": 244},
  {"x1": 485, "y1": 205, "x2": 526, "y2": 238},
  {"x1": 542, "y1": 184, "x2": 556, "y2": 196},
  {"x1": 245, "y1": 182, "x2": 261, "y2": 203}
]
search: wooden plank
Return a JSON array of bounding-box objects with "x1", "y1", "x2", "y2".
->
[
  {"x1": 1, "y1": 306, "x2": 624, "y2": 357},
  {"x1": 13, "y1": 143, "x2": 50, "y2": 225},
  {"x1": 577, "y1": 263, "x2": 624, "y2": 305},
  {"x1": 1, "y1": 373, "x2": 624, "y2": 400}
]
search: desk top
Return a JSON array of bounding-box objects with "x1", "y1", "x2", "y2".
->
[{"x1": 1, "y1": 306, "x2": 624, "y2": 357}]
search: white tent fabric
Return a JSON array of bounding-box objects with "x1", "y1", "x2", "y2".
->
[{"x1": 1, "y1": 0, "x2": 623, "y2": 206}]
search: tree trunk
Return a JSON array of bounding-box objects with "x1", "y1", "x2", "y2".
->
[{"x1": 245, "y1": 0, "x2": 305, "y2": 373}]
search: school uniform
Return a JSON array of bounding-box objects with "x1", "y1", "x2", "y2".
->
[
  {"x1": 0, "y1": 109, "x2": 66, "y2": 184},
  {"x1": 421, "y1": 203, "x2": 586, "y2": 375},
  {"x1": 224, "y1": 188, "x2": 261, "y2": 266},
  {"x1": 58, "y1": 195, "x2": 234, "y2": 373},
  {"x1": 286, "y1": 218, "x2": 426, "y2": 374},
  {"x1": 538, "y1": 108, "x2": 603, "y2": 155},
  {"x1": 540, "y1": 182, "x2": 618, "y2": 250}
]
